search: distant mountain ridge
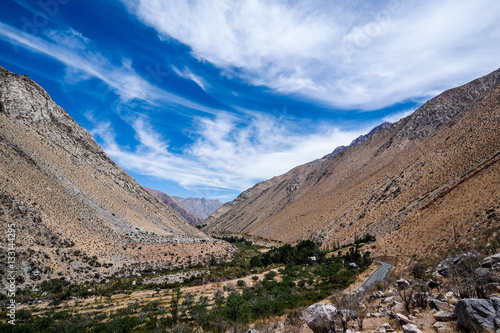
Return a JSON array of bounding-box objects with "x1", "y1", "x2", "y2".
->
[
  {"x1": 173, "y1": 196, "x2": 223, "y2": 220},
  {"x1": 0, "y1": 66, "x2": 233, "y2": 284},
  {"x1": 203, "y1": 69, "x2": 500, "y2": 260}
]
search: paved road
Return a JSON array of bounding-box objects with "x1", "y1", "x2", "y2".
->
[{"x1": 354, "y1": 260, "x2": 393, "y2": 293}]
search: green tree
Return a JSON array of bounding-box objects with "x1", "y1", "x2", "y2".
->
[{"x1": 226, "y1": 291, "x2": 251, "y2": 322}]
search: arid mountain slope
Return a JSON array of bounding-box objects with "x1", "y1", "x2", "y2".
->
[
  {"x1": 0, "y1": 67, "x2": 233, "y2": 284},
  {"x1": 173, "y1": 196, "x2": 223, "y2": 220},
  {"x1": 203, "y1": 69, "x2": 500, "y2": 260},
  {"x1": 143, "y1": 187, "x2": 202, "y2": 225}
]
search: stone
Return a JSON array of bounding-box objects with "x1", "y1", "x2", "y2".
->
[
  {"x1": 397, "y1": 313, "x2": 416, "y2": 325},
  {"x1": 437, "y1": 253, "x2": 475, "y2": 277},
  {"x1": 429, "y1": 299, "x2": 450, "y2": 311},
  {"x1": 381, "y1": 296, "x2": 395, "y2": 303},
  {"x1": 434, "y1": 310, "x2": 455, "y2": 322},
  {"x1": 402, "y1": 323, "x2": 422, "y2": 333},
  {"x1": 372, "y1": 291, "x2": 384, "y2": 298},
  {"x1": 381, "y1": 322, "x2": 394, "y2": 332},
  {"x1": 396, "y1": 279, "x2": 411, "y2": 290},
  {"x1": 454, "y1": 296, "x2": 500, "y2": 331},
  {"x1": 436, "y1": 293, "x2": 447, "y2": 302},
  {"x1": 433, "y1": 322, "x2": 455, "y2": 333},
  {"x1": 305, "y1": 303, "x2": 337, "y2": 333},
  {"x1": 247, "y1": 330, "x2": 259, "y2": 333},
  {"x1": 427, "y1": 279, "x2": 439, "y2": 289},
  {"x1": 482, "y1": 252, "x2": 500, "y2": 268}
]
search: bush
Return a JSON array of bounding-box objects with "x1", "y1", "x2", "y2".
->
[
  {"x1": 237, "y1": 280, "x2": 246, "y2": 287},
  {"x1": 265, "y1": 271, "x2": 278, "y2": 280}
]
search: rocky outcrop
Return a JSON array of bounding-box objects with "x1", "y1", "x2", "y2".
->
[
  {"x1": 305, "y1": 303, "x2": 337, "y2": 333},
  {"x1": 454, "y1": 297, "x2": 500, "y2": 331},
  {"x1": 482, "y1": 252, "x2": 500, "y2": 269}
]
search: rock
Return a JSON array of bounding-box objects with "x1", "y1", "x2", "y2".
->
[
  {"x1": 397, "y1": 313, "x2": 416, "y2": 325},
  {"x1": 392, "y1": 302, "x2": 406, "y2": 313},
  {"x1": 445, "y1": 292, "x2": 454, "y2": 298},
  {"x1": 382, "y1": 322, "x2": 394, "y2": 332},
  {"x1": 432, "y1": 272, "x2": 445, "y2": 283},
  {"x1": 305, "y1": 303, "x2": 337, "y2": 333},
  {"x1": 397, "y1": 279, "x2": 411, "y2": 290},
  {"x1": 454, "y1": 296, "x2": 500, "y2": 331},
  {"x1": 429, "y1": 299, "x2": 450, "y2": 311},
  {"x1": 372, "y1": 291, "x2": 384, "y2": 298},
  {"x1": 247, "y1": 330, "x2": 259, "y2": 333},
  {"x1": 433, "y1": 322, "x2": 455, "y2": 333},
  {"x1": 381, "y1": 296, "x2": 395, "y2": 303},
  {"x1": 434, "y1": 310, "x2": 455, "y2": 322},
  {"x1": 437, "y1": 253, "x2": 475, "y2": 277},
  {"x1": 436, "y1": 293, "x2": 447, "y2": 302},
  {"x1": 482, "y1": 252, "x2": 500, "y2": 268},
  {"x1": 427, "y1": 279, "x2": 439, "y2": 289},
  {"x1": 402, "y1": 323, "x2": 421, "y2": 333}
]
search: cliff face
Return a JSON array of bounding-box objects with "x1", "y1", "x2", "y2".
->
[
  {"x1": 0, "y1": 66, "x2": 233, "y2": 284},
  {"x1": 203, "y1": 69, "x2": 500, "y2": 259}
]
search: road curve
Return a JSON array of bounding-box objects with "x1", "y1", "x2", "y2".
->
[{"x1": 354, "y1": 260, "x2": 393, "y2": 293}]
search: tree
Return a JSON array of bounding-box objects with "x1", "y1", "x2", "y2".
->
[
  {"x1": 331, "y1": 291, "x2": 364, "y2": 332},
  {"x1": 397, "y1": 281, "x2": 416, "y2": 314},
  {"x1": 181, "y1": 292, "x2": 195, "y2": 319},
  {"x1": 226, "y1": 291, "x2": 251, "y2": 322},
  {"x1": 169, "y1": 287, "x2": 182, "y2": 326}
]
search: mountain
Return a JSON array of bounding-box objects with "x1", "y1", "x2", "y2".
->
[
  {"x1": 0, "y1": 66, "x2": 233, "y2": 283},
  {"x1": 143, "y1": 187, "x2": 202, "y2": 225},
  {"x1": 203, "y1": 69, "x2": 500, "y2": 260},
  {"x1": 173, "y1": 196, "x2": 223, "y2": 220}
]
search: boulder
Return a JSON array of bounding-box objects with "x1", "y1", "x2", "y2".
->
[
  {"x1": 305, "y1": 303, "x2": 337, "y2": 333},
  {"x1": 397, "y1": 313, "x2": 416, "y2": 325},
  {"x1": 436, "y1": 293, "x2": 447, "y2": 302},
  {"x1": 427, "y1": 279, "x2": 439, "y2": 289},
  {"x1": 429, "y1": 299, "x2": 450, "y2": 311},
  {"x1": 381, "y1": 296, "x2": 395, "y2": 303},
  {"x1": 247, "y1": 330, "x2": 259, "y2": 333},
  {"x1": 396, "y1": 279, "x2": 411, "y2": 290},
  {"x1": 454, "y1": 296, "x2": 500, "y2": 331},
  {"x1": 402, "y1": 323, "x2": 422, "y2": 333},
  {"x1": 482, "y1": 252, "x2": 500, "y2": 268},
  {"x1": 382, "y1": 322, "x2": 394, "y2": 332},
  {"x1": 433, "y1": 322, "x2": 455, "y2": 333},
  {"x1": 434, "y1": 310, "x2": 455, "y2": 322},
  {"x1": 437, "y1": 253, "x2": 475, "y2": 277},
  {"x1": 372, "y1": 291, "x2": 384, "y2": 298}
]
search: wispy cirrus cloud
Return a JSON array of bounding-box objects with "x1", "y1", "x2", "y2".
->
[
  {"x1": 90, "y1": 111, "x2": 368, "y2": 198},
  {"x1": 123, "y1": 0, "x2": 500, "y2": 110},
  {"x1": 0, "y1": 22, "x2": 217, "y2": 113}
]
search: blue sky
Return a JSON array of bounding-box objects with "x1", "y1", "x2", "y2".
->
[{"x1": 1, "y1": 1, "x2": 499, "y2": 202}]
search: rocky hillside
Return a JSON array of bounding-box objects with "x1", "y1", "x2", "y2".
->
[
  {"x1": 203, "y1": 69, "x2": 500, "y2": 261},
  {"x1": 143, "y1": 187, "x2": 202, "y2": 225},
  {"x1": 0, "y1": 66, "x2": 234, "y2": 285},
  {"x1": 173, "y1": 197, "x2": 223, "y2": 220}
]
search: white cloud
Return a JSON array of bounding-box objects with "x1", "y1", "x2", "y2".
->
[
  {"x1": 171, "y1": 66, "x2": 208, "y2": 91},
  {"x1": 123, "y1": 0, "x2": 500, "y2": 110},
  {"x1": 92, "y1": 111, "x2": 368, "y2": 195},
  {"x1": 0, "y1": 23, "x2": 217, "y2": 113}
]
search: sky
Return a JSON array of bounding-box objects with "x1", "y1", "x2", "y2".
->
[{"x1": 0, "y1": 1, "x2": 499, "y2": 202}]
